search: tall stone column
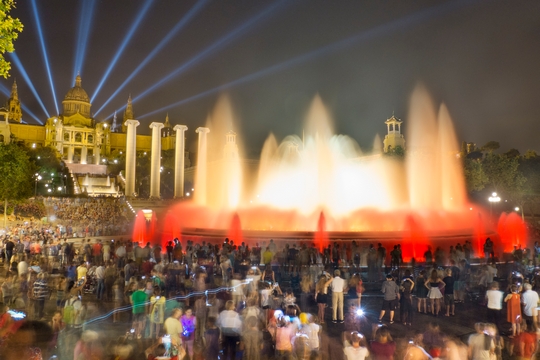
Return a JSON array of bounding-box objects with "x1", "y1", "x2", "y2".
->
[
  {"x1": 124, "y1": 120, "x2": 140, "y2": 197},
  {"x1": 81, "y1": 146, "x2": 87, "y2": 164},
  {"x1": 94, "y1": 145, "x2": 101, "y2": 165},
  {"x1": 67, "y1": 146, "x2": 74, "y2": 164},
  {"x1": 195, "y1": 127, "x2": 210, "y2": 205},
  {"x1": 174, "y1": 125, "x2": 188, "y2": 198},
  {"x1": 149, "y1": 122, "x2": 164, "y2": 198}
]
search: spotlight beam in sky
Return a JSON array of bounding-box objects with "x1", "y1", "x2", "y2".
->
[
  {"x1": 139, "y1": 0, "x2": 476, "y2": 119},
  {"x1": 106, "y1": 0, "x2": 290, "y2": 119},
  {"x1": 93, "y1": 0, "x2": 209, "y2": 116},
  {"x1": 90, "y1": 0, "x2": 154, "y2": 103},
  {"x1": 9, "y1": 53, "x2": 50, "y2": 118},
  {"x1": 0, "y1": 84, "x2": 42, "y2": 124},
  {"x1": 30, "y1": 0, "x2": 58, "y2": 114},
  {"x1": 72, "y1": 0, "x2": 96, "y2": 83}
]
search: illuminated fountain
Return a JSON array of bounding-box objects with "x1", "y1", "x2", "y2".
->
[{"x1": 153, "y1": 87, "x2": 524, "y2": 260}]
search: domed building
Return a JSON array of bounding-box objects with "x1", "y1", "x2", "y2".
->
[{"x1": 44, "y1": 75, "x2": 111, "y2": 166}]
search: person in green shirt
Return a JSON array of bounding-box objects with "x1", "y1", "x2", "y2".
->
[{"x1": 131, "y1": 281, "x2": 148, "y2": 338}]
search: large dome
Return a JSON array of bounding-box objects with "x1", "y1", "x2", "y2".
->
[{"x1": 64, "y1": 75, "x2": 90, "y2": 103}]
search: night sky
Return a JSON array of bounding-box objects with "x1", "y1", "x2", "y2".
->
[{"x1": 4, "y1": 0, "x2": 540, "y2": 155}]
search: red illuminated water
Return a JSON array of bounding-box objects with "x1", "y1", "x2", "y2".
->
[{"x1": 314, "y1": 212, "x2": 329, "y2": 253}]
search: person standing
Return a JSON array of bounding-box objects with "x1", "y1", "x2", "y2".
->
[
  {"x1": 400, "y1": 272, "x2": 415, "y2": 326},
  {"x1": 95, "y1": 263, "x2": 105, "y2": 301},
  {"x1": 164, "y1": 308, "x2": 184, "y2": 354},
  {"x1": 217, "y1": 300, "x2": 242, "y2": 360},
  {"x1": 379, "y1": 274, "x2": 399, "y2": 324},
  {"x1": 486, "y1": 281, "x2": 503, "y2": 332},
  {"x1": 131, "y1": 281, "x2": 148, "y2": 339},
  {"x1": 521, "y1": 283, "x2": 539, "y2": 327},
  {"x1": 504, "y1": 284, "x2": 522, "y2": 337},
  {"x1": 331, "y1": 269, "x2": 345, "y2": 323},
  {"x1": 443, "y1": 268, "x2": 455, "y2": 316}
]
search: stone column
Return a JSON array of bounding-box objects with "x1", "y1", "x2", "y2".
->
[
  {"x1": 67, "y1": 145, "x2": 74, "y2": 164},
  {"x1": 124, "y1": 120, "x2": 140, "y2": 197},
  {"x1": 81, "y1": 146, "x2": 87, "y2": 164},
  {"x1": 174, "y1": 125, "x2": 188, "y2": 198},
  {"x1": 149, "y1": 122, "x2": 164, "y2": 198},
  {"x1": 195, "y1": 127, "x2": 210, "y2": 205},
  {"x1": 94, "y1": 145, "x2": 101, "y2": 165}
]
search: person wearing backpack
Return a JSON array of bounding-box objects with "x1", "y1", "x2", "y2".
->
[
  {"x1": 64, "y1": 291, "x2": 82, "y2": 328},
  {"x1": 149, "y1": 287, "x2": 166, "y2": 339}
]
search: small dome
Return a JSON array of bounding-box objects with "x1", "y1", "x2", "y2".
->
[{"x1": 64, "y1": 75, "x2": 90, "y2": 103}]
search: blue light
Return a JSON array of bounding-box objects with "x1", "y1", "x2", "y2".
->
[
  {"x1": 0, "y1": 83, "x2": 43, "y2": 124},
  {"x1": 139, "y1": 0, "x2": 473, "y2": 118},
  {"x1": 72, "y1": 0, "x2": 96, "y2": 83},
  {"x1": 30, "y1": 0, "x2": 58, "y2": 114},
  {"x1": 131, "y1": 0, "x2": 288, "y2": 105},
  {"x1": 9, "y1": 53, "x2": 50, "y2": 118},
  {"x1": 90, "y1": 0, "x2": 153, "y2": 103},
  {"x1": 93, "y1": 0, "x2": 209, "y2": 116}
]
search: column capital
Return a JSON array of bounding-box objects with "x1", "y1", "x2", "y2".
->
[
  {"x1": 174, "y1": 125, "x2": 188, "y2": 132},
  {"x1": 196, "y1": 127, "x2": 210, "y2": 134},
  {"x1": 124, "y1": 119, "x2": 140, "y2": 128},
  {"x1": 149, "y1": 122, "x2": 164, "y2": 130}
]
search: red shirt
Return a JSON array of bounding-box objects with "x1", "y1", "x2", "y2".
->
[{"x1": 92, "y1": 243, "x2": 102, "y2": 256}]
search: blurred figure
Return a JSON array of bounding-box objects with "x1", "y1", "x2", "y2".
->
[
  {"x1": 370, "y1": 326, "x2": 396, "y2": 360},
  {"x1": 204, "y1": 316, "x2": 220, "y2": 360},
  {"x1": 485, "y1": 282, "x2": 503, "y2": 333},
  {"x1": 242, "y1": 315, "x2": 262, "y2": 360},
  {"x1": 415, "y1": 270, "x2": 428, "y2": 313},
  {"x1": 509, "y1": 322, "x2": 536, "y2": 359},
  {"x1": 403, "y1": 330, "x2": 430, "y2": 360},
  {"x1": 218, "y1": 300, "x2": 241, "y2": 360},
  {"x1": 343, "y1": 331, "x2": 369, "y2": 360},
  {"x1": 74, "y1": 330, "x2": 103, "y2": 360},
  {"x1": 0, "y1": 320, "x2": 53, "y2": 360},
  {"x1": 468, "y1": 323, "x2": 494, "y2": 360},
  {"x1": 181, "y1": 308, "x2": 196, "y2": 359}
]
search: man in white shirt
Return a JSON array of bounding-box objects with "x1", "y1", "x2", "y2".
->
[
  {"x1": 164, "y1": 308, "x2": 184, "y2": 346},
  {"x1": 522, "y1": 283, "x2": 539, "y2": 327},
  {"x1": 95, "y1": 264, "x2": 105, "y2": 300},
  {"x1": 331, "y1": 269, "x2": 345, "y2": 323},
  {"x1": 115, "y1": 243, "x2": 126, "y2": 268},
  {"x1": 485, "y1": 281, "x2": 503, "y2": 332}
]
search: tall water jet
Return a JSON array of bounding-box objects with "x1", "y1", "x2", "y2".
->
[
  {"x1": 437, "y1": 104, "x2": 467, "y2": 210},
  {"x1": 498, "y1": 212, "x2": 527, "y2": 253},
  {"x1": 314, "y1": 212, "x2": 329, "y2": 253},
  {"x1": 227, "y1": 213, "x2": 243, "y2": 245},
  {"x1": 406, "y1": 86, "x2": 441, "y2": 209},
  {"x1": 194, "y1": 127, "x2": 210, "y2": 205},
  {"x1": 133, "y1": 210, "x2": 148, "y2": 245}
]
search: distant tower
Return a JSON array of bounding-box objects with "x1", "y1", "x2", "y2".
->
[
  {"x1": 111, "y1": 111, "x2": 118, "y2": 132},
  {"x1": 162, "y1": 113, "x2": 173, "y2": 137},
  {"x1": 7, "y1": 80, "x2": 22, "y2": 123},
  {"x1": 383, "y1": 114, "x2": 405, "y2": 153},
  {"x1": 223, "y1": 130, "x2": 239, "y2": 160},
  {"x1": 122, "y1": 95, "x2": 134, "y2": 133}
]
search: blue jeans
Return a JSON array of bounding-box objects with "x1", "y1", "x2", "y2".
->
[{"x1": 96, "y1": 279, "x2": 105, "y2": 300}]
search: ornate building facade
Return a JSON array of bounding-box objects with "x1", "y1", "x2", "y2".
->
[{"x1": 2, "y1": 76, "x2": 181, "y2": 167}]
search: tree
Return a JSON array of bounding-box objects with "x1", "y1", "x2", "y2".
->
[
  {"x1": 463, "y1": 158, "x2": 488, "y2": 192},
  {"x1": 0, "y1": 0, "x2": 23, "y2": 78},
  {"x1": 384, "y1": 145, "x2": 405, "y2": 158},
  {"x1": 482, "y1": 152, "x2": 525, "y2": 195},
  {"x1": 524, "y1": 150, "x2": 538, "y2": 159},
  {"x1": 481, "y1": 141, "x2": 500, "y2": 153},
  {"x1": 504, "y1": 148, "x2": 520, "y2": 158},
  {"x1": 0, "y1": 143, "x2": 34, "y2": 225}
]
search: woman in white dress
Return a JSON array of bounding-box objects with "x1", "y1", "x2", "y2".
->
[{"x1": 425, "y1": 269, "x2": 445, "y2": 316}]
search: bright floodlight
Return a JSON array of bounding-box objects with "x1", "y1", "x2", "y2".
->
[
  {"x1": 492, "y1": 192, "x2": 497, "y2": 197},
  {"x1": 515, "y1": 207, "x2": 520, "y2": 211}
]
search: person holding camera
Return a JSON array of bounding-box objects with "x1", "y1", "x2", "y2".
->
[{"x1": 379, "y1": 274, "x2": 399, "y2": 324}]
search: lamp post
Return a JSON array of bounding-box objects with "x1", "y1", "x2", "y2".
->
[
  {"x1": 515, "y1": 207, "x2": 525, "y2": 221},
  {"x1": 488, "y1": 192, "x2": 501, "y2": 218},
  {"x1": 34, "y1": 174, "x2": 42, "y2": 196}
]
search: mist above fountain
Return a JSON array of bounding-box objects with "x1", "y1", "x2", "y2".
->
[{"x1": 156, "y1": 87, "x2": 522, "y2": 259}]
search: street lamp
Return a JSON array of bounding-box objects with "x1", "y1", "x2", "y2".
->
[
  {"x1": 34, "y1": 174, "x2": 42, "y2": 196},
  {"x1": 515, "y1": 207, "x2": 525, "y2": 221},
  {"x1": 488, "y1": 192, "x2": 501, "y2": 217}
]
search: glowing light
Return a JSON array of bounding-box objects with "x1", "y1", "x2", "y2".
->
[
  {"x1": 111, "y1": 0, "x2": 289, "y2": 119},
  {"x1": 94, "y1": 0, "x2": 209, "y2": 116},
  {"x1": 9, "y1": 53, "x2": 50, "y2": 118},
  {"x1": 90, "y1": 0, "x2": 154, "y2": 103},
  {"x1": 30, "y1": 0, "x2": 59, "y2": 114},
  {"x1": 72, "y1": 0, "x2": 96, "y2": 83},
  {"x1": 515, "y1": 207, "x2": 520, "y2": 211},
  {"x1": 47, "y1": 189, "x2": 52, "y2": 193},
  {"x1": 57, "y1": 187, "x2": 62, "y2": 191},
  {"x1": 186, "y1": 192, "x2": 190, "y2": 197},
  {"x1": 140, "y1": 0, "x2": 473, "y2": 118}
]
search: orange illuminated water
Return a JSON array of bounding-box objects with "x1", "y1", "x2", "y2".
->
[{"x1": 137, "y1": 87, "x2": 527, "y2": 259}]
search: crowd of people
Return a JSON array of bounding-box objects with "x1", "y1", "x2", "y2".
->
[
  {"x1": 0, "y1": 236, "x2": 538, "y2": 359},
  {"x1": 44, "y1": 197, "x2": 129, "y2": 224}
]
